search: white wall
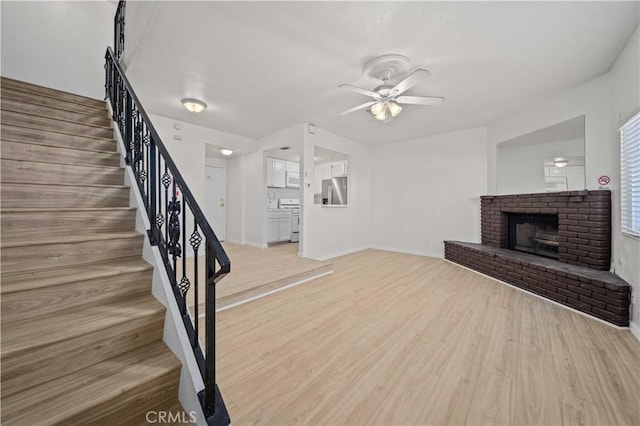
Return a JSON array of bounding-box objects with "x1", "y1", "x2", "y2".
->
[
  {"x1": 496, "y1": 138, "x2": 584, "y2": 195},
  {"x1": 487, "y1": 25, "x2": 640, "y2": 335},
  {"x1": 1, "y1": 1, "x2": 114, "y2": 99},
  {"x1": 610, "y1": 26, "x2": 640, "y2": 336},
  {"x1": 371, "y1": 127, "x2": 488, "y2": 257},
  {"x1": 302, "y1": 125, "x2": 372, "y2": 260}
]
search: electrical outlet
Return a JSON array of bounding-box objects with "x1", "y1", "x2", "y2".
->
[{"x1": 631, "y1": 289, "x2": 636, "y2": 304}]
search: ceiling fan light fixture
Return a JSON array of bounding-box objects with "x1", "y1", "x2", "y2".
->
[
  {"x1": 219, "y1": 148, "x2": 234, "y2": 156},
  {"x1": 181, "y1": 98, "x2": 207, "y2": 113},
  {"x1": 371, "y1": 101, "x2": 385, "y2": 116},
  {"x1": 554, "y1": 157, "x2": 569, "y2": 168},
  {"x1": 388, "y1": 101, "x2": 402, "y2": 117},
  {"x1": 371, "y1": 100, "x2": 402, "y2": 122}
]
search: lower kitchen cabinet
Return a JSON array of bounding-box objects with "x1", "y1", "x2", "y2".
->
[{"x1": 266, "y1": 214, "x2": 292, "y2": 243}]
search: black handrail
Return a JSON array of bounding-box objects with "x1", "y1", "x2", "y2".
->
[
  {"x1": 114, "y1": 0, "x2": 125, "y2": 60},
  {"x1": 105, "y1": 44, "x2": 231, "y2": 425}
]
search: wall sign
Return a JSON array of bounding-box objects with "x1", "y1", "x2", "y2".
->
[{"x1": 598, "y1": 175, "x2": 611, "y2": 187}]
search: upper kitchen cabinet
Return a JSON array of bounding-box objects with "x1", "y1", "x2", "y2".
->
[
  {"x1": 267, "y1": 157, "x2": 300, "y2": 188},
  {"x1": 330, "y1": 160, "x2": 348, "y2": 177},
  {"x1": 267, "y1": 157, "x2": 286, "y2": 188}
]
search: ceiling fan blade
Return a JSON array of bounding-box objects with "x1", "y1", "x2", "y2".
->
[
  {"x1": 338, "y1": 101, "x2": 376, "y2": 116},
  {"x1": 339, "y1": 84, "x2": 381, "y2": 99},
  {"x1": 391, "y1": 69, "x2": 431, "y2": 96},
  {"x1": 395, "y1": 95, "x2": 444, "y2": 106}
]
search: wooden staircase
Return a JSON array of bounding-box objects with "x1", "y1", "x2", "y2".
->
[{"x1": 0, "y1": 77, "x2": 184, "y2": 424}]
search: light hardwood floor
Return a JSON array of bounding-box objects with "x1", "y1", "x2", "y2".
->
[
  {"x1": 202, "y1": 249, "x2": 639, "y2": 425},
  {"x1": 185, "y1": 242, "x2": 332, "y2": 310}
]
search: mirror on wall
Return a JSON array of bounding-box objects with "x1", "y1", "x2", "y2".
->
[
  {"x1": 313, "y1": 147, "x2": 349, "y2": 205},
  {"x1": 496, "y1": 116, "x2": 586, "y2": 195}
]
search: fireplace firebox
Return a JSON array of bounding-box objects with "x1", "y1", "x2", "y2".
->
[{"x1": 508, "y1": 213, "x2": 559, "y2": 259}]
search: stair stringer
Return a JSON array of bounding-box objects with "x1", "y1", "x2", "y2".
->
[{"x1": 108, "y1": 102, "x2": 208, "y2": 426}]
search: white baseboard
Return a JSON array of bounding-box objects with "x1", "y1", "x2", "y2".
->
[
  {"x1": 243, "y1": 241, "x2": 268, "y2": 249},
  {"x1": 307, "y1": 245, "x2": 370, "y2": 261},
  {"x1": 630, "y1": 321, "x2": 640, "y2": 342},
  {"x1": 370, "y1": 245, "x2": 442, "y2": 259}
]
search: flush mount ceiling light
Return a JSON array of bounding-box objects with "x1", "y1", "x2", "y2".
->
[
  {"x1": 554, "y1": 157, "x2": 569, "y2": 167},
  {"x1": 219, "y1": 148, "x2": 234, "y2": 156},
  {"x1": 181, "y1": 98, "x2": 207, "y2": 113}
]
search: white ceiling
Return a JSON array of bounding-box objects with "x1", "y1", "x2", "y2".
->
[{"x1": 126, "y1": 2, "x2": 638, "y2": 146}]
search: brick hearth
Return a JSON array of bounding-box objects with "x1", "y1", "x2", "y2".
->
[
  {"x1": 444, "y1": 242, "x2": 630, "y2": 326},
  {"x1": 444, "y1": 190, "x2": 631, "y2": 326}
]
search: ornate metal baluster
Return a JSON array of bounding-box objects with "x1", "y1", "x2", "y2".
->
[
  {"x1": 162, "y1": 166, "x2": 172, "y2": 253},
  {"x1": 178, "y1": 196, "x2": 189, "y2": 316},
  {"x1": 190, "y1": 221, "x2": 203, "y2": 349}
]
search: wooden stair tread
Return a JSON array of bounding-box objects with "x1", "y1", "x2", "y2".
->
[
  {"x1": 1, "y1": 87, "x2": 109, "y2": 117},
  {"x1": 1, "y1": 256, "x2": 151, "y2": 294},
  {"x1": 2, "y1": 157, "x2": 121, "y2": 172},
  {"x1": 1, "y1": 207, "x2": 136, "y2": 213},
  {"x1": 1, "y1": 97, "x2": 110, "y2": 123},
  {"x1": 2, "y1": 123, "x2": 116, "y2": 142},
  {"x1": 1, "y1": 295, "x2": 165, "y2": 358},
  {"x1": 2, "y1": 138, "x2": 120, "y2": 157},
  {"x1": 1, "y1": 341, "x2": 180, "y2": 425},
  {"x1": 1, "y1": 77, "x2": 107, "y2": 109},
  {"x1": 2, "y1": 181, "x2": 128, "y2": 189},
  {"x1": 1, "y1": 108, "x2": 114, "y2": 131},
  {"x1": 1, "y1": 231, "x2": 142, "y2": 248}
]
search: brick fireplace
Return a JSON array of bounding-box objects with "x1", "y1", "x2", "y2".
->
[
  {"x1": 481, "y1": 190, "x2": 610, "y2": 270},
  {"x1": 445, "y1": 190, "x2": 631, "y2": 326}
]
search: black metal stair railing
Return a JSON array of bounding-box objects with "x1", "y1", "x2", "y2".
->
[
  {"x1": 105, "y1": 46, "x2": 231, "y2": 425},
  {"x1": 114, "y1": 0, "x2": 125, "y2": 60}
]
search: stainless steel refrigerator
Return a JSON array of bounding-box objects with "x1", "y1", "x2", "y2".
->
[{"x1": 322, "y1": 177, "x2": 348, "y2": 205}]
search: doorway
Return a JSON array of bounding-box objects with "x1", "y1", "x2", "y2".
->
[{"x1": 206, "y1": 165, "x2": 227, "y2": 241}]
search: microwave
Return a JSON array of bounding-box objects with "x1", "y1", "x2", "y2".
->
[{"x1": 285, "y1": 172, "x2": 300, "y2": 188}]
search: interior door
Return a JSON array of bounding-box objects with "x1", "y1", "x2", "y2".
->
[{"x1": 205, "y1": 165, "x2": 226, "y2": 241}]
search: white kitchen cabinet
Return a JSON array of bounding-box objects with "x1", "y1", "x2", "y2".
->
[
  {"x1": 266, "y1": 210, "x2": 292, "y2": 243},
  {"x1": 267, "y1": 158, "x2": 286, "y2": 188},
  {"x1": 286, "y1": 161, "x2": 299, "y2": 173},
  {"x1": 278, "y1": 218, "x2": 292, "y2": 241},
  {"x1": 266, "y1": 218, "x2": 279, "y2": 242},
  {"x1": 331, "y1": 160, "x2": 348, "y2": 177}
]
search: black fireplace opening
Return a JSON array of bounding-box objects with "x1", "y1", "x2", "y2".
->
[{"x1": 508, "y1": 213, "x2": 559, "y2": 259}]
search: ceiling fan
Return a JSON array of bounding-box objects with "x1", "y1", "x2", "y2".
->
[{"x1": 338, "y1": 54, "x2": 444, "y2": 123}]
